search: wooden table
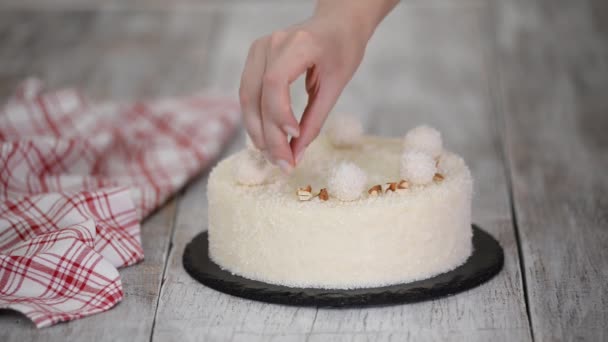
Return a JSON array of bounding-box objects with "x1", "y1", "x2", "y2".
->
[{"x1": 0, "y1": 0, "x2": 606, "y2": 341}]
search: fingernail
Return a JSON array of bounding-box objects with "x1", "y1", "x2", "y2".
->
[
  {"x1": 282, "y1": 125, "x2": 300, "y2": 138},
  {"x1": 276, "y1": 159, "x2": 293, "y2": 174},
  {"x1": 295, "y1": 150, "x2": 305, "y2": 164}
]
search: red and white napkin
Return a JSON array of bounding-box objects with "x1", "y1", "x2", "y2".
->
[{"x1": 0, "y1": 78, "x2": 240, "y2": 327}]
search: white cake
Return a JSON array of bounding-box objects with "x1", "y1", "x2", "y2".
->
[{"x1": 207, "y1": 126, "x2": 473, "y2": 289}]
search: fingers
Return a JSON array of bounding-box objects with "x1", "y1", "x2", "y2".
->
[
  {"x1": 239, "y1": 39, "x2": 266, "y2": 150},
  {"x1": 290, "y1": 77, "x2": 343, "y2": 161},
  {"x1": 260, "y1": 74, "x2": 296, "y2": 172},
  {"x1": 262, "y1": 119, "x2": 294, "y2": 173},
  {"x1": 260, "y1": 32, "x2": 321, "y2": 170}
]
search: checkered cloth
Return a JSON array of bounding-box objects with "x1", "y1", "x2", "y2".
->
[{"x1": 0, "y1": 78, "x2": 240, "y2": 328}]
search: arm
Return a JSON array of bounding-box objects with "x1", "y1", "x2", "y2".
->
[{"x1": 239, "y1": 0, "x2": 399, "y2": 173}]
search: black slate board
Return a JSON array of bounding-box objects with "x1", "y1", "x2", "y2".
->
[{"x1": 183, "y1": 225, "x2": 503, "y2": 307}]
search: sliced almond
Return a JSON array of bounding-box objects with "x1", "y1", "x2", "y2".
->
[
  {"x1": 368, "y1": 184, "x2": 382, "y2": 197},
  {"x1": 297, "y1": 192, "x2": 313, "y2": 201},
  {"x1": 297, "y1": 185, "x2": 313, "y2": 201},
  {"x1": 385, "y1": 182, "x2": 398, "y2": 193},
  {"x1": 397, "y1": 180, "x2": 409, "y2": 190},
  {"x1": 318, "y1": 188, "x2": 329, "y2": 201},
  {"x1": 433, "y1": 173, "x2": 445, "y2": 182}
]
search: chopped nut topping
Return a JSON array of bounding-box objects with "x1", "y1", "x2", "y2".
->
[
  {"x1": 368, "y1": 184, "x2": 382, "y2": 197},
  {"x1": 318, "y1": 188, "x2": 329, "y2": 201},
  {"x1": 397, "y1": 180, "x2": 409, "y2": 190},
  {"x1": 385, "y1": 182, "x2": 398, "y2": 193},
  {"x1": 433, "y1": 173, "x2": 445, "y2": 182},
  {"x1": 297, "y1": 185, "x2": 313, "y2": 201}
]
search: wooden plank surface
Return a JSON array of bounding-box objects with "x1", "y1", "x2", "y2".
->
[
  {"x1": 494, "y1": 0, "x2": 608, "y2": 340},
  {"x1": 0, "y1": 10, "x2": 216, "y2": 342},
  {"x1": 0, "y1": 0, "x2": 489, "y2": 11},
  {"x1": 153, "y1": 3, "x2": 532, "y2": 341},
  {"x1": 4, "y1": 0, "x2": 606, "y2": 340}
]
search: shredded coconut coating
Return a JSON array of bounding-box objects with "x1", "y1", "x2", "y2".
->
[
  {"x1": 327, "y1": 162, "x2": 368, "y2": 201},
  {"x1": 400, "y1": 150, "x2": 437, "y2": 185},
  {"x1": 403, "y1": 125, "x2": 443, "y2": 158},
  {"x1": 208, "y1": 135, "x2": 473, "y2": 289},
  {"x1": 234, "y1": 149, "x2": 276, "y2": 185},
  {"x1": 325, "y1": 114, "x2": 364, "y2": 148}
]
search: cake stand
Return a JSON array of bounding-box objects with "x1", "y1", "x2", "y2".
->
[{"x1": 183, "y1": 225, "x2": 503, "y2": 306}]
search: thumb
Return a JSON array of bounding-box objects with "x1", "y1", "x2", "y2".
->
[{"x1": 290, "y1": 78, "x2": 343, "y2": 163}]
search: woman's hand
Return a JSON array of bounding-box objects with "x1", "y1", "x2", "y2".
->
[{"x1": 239, "y1": 0, "x2": 398, "y2": 173}]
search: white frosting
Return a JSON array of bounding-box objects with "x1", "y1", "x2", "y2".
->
[{"x1": 208, "y1": 135, "x2": 473, "y2": 289}]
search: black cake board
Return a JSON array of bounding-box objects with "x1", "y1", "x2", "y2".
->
[{"x1": 183, "y1": 225, "x2": 503, "y2": 307}]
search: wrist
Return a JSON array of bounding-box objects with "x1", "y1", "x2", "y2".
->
[{"x1": 313, "y1": 0, "x2": 398, "y2": 42}]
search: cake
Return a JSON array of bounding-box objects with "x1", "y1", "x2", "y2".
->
[{"x1": 207, "y1": 119, "x2": 473, "y2": 289}]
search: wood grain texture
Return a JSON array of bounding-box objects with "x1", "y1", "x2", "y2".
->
[
  {"x1": 153, "y1": 3, "x2": 532, "y2": 341},
  {"x1": 6, "y1": 0, "x2": 606, "y2": 340},
  {"x1": 0, "y1": 10, "x2": 220, "y2": 100},
  {"x1": 0, "y1": 0, "x2": 489, "y2": 11},
  {"x1": 0, "y1": 10, "x2": 216, "y2": 341},
  {"x1": 494, "y1": 0, "x2": 608, "y2": 340}
]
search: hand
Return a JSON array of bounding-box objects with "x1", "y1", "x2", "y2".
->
[{"x1": 239, "y1": 9, "x2": 372, "y2": 173}]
